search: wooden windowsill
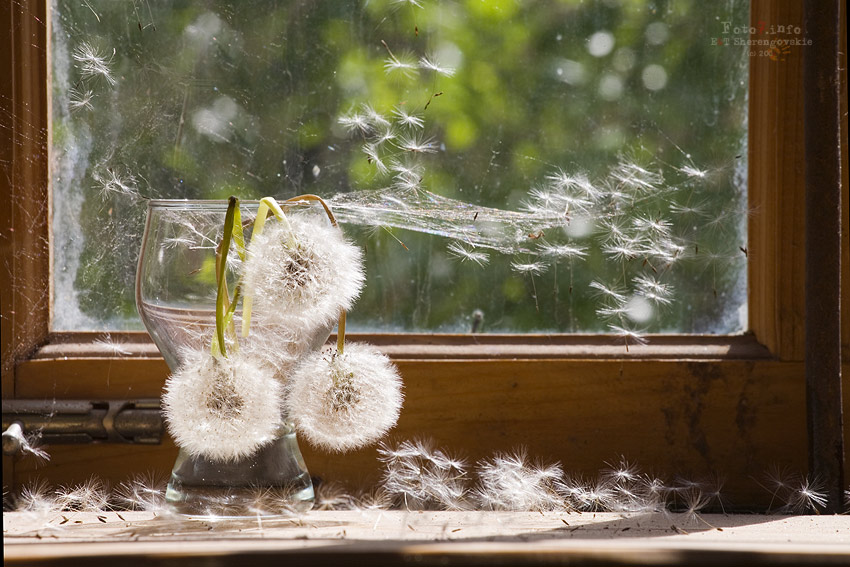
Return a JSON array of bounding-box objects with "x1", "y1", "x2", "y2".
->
[
  {"x1": 4, "y1": 510, "x2": 849, "y2": 566},
  {"x1": 31, "y1": 332, "x2": 773, "y2": 361}
]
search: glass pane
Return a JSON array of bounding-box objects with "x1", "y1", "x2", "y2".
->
[{"x1": 51, "y1": 0, "x2": 749, "y2": 334}]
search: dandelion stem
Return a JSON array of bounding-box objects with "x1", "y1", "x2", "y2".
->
[
  {"x1": 337, "y1": 310, "x2": 347, "y2": 355},
  {"x1": 213, "y1": 196, "x2": 238, "y2": 358}
]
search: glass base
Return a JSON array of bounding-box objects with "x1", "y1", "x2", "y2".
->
[{"x1": 165, "y1": 424, "x2": 315, "y2": 517}]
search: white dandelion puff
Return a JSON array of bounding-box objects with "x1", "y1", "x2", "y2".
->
[
  {"x1": 447, "y1": 242, "x2": 489, "y2": 267},
  {"x1": 680, "y1": 164, "x2": 710, "y2": 179},
  {"x1": 241, "y1": 213, "x2": 365, "y2": 335},
  {"x1": 162, "y1": 350, "x2": 284, "y2": 462},
  {"x1": 362, "y1": 104, "x2": 391, "y2": 129},
  {"x1": 92, "y1": 166, "x2": 140, "y2": 199},
  {"x1": 285, "y1": 343, "x2": 403, "y2": 453},
  {"x1": 390, "y1": 161, "x2": 424, "y2": 190},
  {"x1": 15, "y1": 479, "x2": 58, "y2": 516},
  {"x1": 2, "y1": 422, "x2": 50, "y2": 463}
]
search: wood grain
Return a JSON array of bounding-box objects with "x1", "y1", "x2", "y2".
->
[
  {"x1": 748, "y1": 0, "x2": 809, "y2": 361},
  {"x1": 10, "y1": 357, "x2": 850, "y2": 509}
]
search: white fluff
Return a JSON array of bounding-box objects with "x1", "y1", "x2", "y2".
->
[
  {"x1": 241, "y1": 214, "x2": 365, "y2": 336},
  {"x1": 162, "y1": 350, "x2": 284, "y2": 462},
  {"x1": 285, "y1": 343, "x2": 403, "y2": 453},
  {"x1": 474, "y1": 449, "x2": 565, "y2": 511}
]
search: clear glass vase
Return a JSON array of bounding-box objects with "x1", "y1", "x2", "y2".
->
[{"x1": 136, "y1": 199, "x2": 323, "y2": 517}]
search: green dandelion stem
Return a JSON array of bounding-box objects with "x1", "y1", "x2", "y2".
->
[{"x1": 214, "y1": 196, "x2": 238, "y2": 358}]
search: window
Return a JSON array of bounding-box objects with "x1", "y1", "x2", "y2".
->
[
  {"x1": 50, "y1": 0, "x2": 748, "y2": 335},
  {"x1": 2, "y1": 0, "x2": 847, "y2": 508}
]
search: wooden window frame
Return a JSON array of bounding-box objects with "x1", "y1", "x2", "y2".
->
[{"x1": 2, "y1": 0, "x2": 847, "y2": 508}]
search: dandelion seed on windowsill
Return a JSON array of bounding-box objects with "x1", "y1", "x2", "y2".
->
[{"x1": 474, "y1": 449, "x2": 565, "y2": 512}]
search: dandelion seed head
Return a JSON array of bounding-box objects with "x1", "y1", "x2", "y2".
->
[
  {"x1": 162, "y1": 350, "x2": 284, "y2": 462},
  {"x1": 242, "y1": 214, "x2": 365, "y2": 335},
  {"x1": 286, "y1": 343, "x2": 403, "y2": 453}
]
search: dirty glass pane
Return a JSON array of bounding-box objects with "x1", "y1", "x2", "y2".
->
[{"x1": 51, "y1": 0, "x2": 749, "y2": 334}]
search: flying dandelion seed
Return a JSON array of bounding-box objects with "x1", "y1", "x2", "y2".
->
[
  {"x1": 397, "y1": 133, "x2": 437, "y2": 153},
  {"x1": 393, "y1": 107, "x2": 425, "y2": 129},
  {"x1": 68, "y1": 88, "x2": 94, "y2": 112},
  {"x1": 384, "y1": 53, "x2": 420, "y2": 78},
  {"x1": 72, "y1": 42, "x2": 116, "y2": 86},
  {"x1": 419, "y1": 55, "x2": 455, "y2": 77},
  {"x1": 589, "y1": 280, "x2": 627, "y2": 304},
  {"x1": 447, "y1": 242, "x2": 489, "y2": 267},
  {"x1": 510, "y1": 261, "x2": 547, "y2": 275},
  {"x1": 338, "y1": 111, "x2": 373, "y2": 136}
]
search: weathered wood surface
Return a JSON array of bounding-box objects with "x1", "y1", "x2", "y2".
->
[{"x1": 4, "y1": 511, "x2": 850, "y2": 566}]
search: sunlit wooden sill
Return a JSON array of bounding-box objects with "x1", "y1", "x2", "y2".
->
[{"x1": 4, "y1": 511, "x2": 849, "y2": 566}]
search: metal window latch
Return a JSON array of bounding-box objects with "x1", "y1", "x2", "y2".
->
[{"x1": 2, "y1": 399, "x2": 163, "y2": 455}]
